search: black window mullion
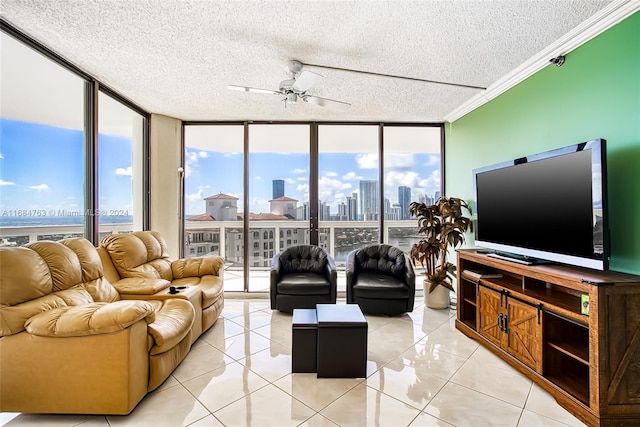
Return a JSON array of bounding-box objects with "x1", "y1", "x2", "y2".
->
[
  {"x1": 84, "y1": 80, "x2": 99, "y2": 244},
  {"x1": 310, "y1": 123, "x2": 319, "y2": 245}
]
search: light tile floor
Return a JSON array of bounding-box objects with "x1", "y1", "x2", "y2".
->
[{"x1": 1, "y1": 296, "x2": 586, "y2": 427}]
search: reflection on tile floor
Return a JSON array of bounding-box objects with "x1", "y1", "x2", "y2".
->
[{"x1": 1, "y1": 297, "x2": 586, "y2": 427}]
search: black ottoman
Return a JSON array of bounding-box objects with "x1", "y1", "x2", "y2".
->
[
  {"x1": 316, "y1": 304, "x2": 368, "y2": 378},
  {"x1": 291, "y1": 308, "x2": 317, "y2": 373}
]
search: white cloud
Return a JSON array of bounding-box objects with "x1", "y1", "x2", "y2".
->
[
  {"x1": 324, "y1": 171, "x2": 338, "y2": 177},
  {"x1": 0, "y1": 179, "x2": 15, "y2": 186},
  {"x1": 417, "y1": 169, "x2": 441, "y2": 194},
  {"x1": 285, "y1": 178, "x2": 296, "y2": 184},
  {"x1": 297, "y1": 177, "x2": 307, "y2": 181},
  {"x1": 186, "y1": 188, "x2": 204, "y2": 202},
  {"x1": 255, "y1": 176, "x2": 262, "y2": 180},
  {"x1": 185, "y1": 149, "x2": 209, "y2": 178},
  {"x1": 29, "y1": 184, "x2": 49, "y2": 191},
  {"x1": 0, "y1": 153, "x2": 4, "y2": 159},
  {"x1": 384, "y1": 153, "x2": 414, "y2": 169},
  {"x1": 356, "y1": 153, "x2": 378, "y2": 169},
  {"x1": 318, "y1": 176, "x2": 353, "y2": 205},
  {"x1": 342, "y1": 171, "x2": 363, "y2": 181},
  {"x1": 385, "y1": 170, "x2": 420, "y2": 188},
  {"x1": 115, "y1": 166, "x2": 133, "y2": 176},
  {"x1": 297, "y1": 183, "x2": 310, "y2": 201},
  {"x1": 424, "y1": 155, "x2": 440, "y2": 167},
  {"x1": 292, "y1": 168, "x2": 307, "y2": 174}
]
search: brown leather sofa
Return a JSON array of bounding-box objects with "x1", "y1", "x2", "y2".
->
[
  {"x1": 0, "y1": 238, "x2": 196, "y2": 414},
  {"x1": 98, "y1": 231, "x2": 224, "y2": 341}
]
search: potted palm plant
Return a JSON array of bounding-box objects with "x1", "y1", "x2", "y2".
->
[{"x1": 409, "y1": 197, "x2": 473, "y2": 309}]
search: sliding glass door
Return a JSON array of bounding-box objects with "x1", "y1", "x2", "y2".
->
[
  {"x1": 183, "y1": 125, "x2": 244, "y2": 291},
  {"x1": 247, "y1": 125, "x2": 310, "y2": 292}
]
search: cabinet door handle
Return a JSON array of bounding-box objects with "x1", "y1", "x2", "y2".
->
[
  {"x1": 503, "y1": 314, "x2": 508, "y2": 334},
  {"x1": 537, "y1": 303, "x2": 543, "y2": 324},
  {"x1": 498, "y1": 313, "x2": 504, "y2": 332}
]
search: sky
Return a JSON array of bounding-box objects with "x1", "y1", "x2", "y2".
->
[
  {"x1": 0, "y1": 118, "x2": 133, "y2": 215},
  {"x1": 184, "y1": 147, "x2": 441, "y2": 216}
]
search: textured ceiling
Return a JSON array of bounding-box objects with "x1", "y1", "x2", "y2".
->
[{"x1": 0, "y1": 0, "x2": 615, "y2": 122}]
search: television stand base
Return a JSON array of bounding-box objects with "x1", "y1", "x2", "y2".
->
[{"x1": 487, "y1": 252, "x2": 549, "y2": 265}]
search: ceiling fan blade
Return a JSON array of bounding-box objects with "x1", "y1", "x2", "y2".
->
[
  {"x1": 304, "y1": 95, "x2": 351, "y2": 111},
  {"x1": 292, "y1": 70, "x2": 323, "y2": 92},
  {"x1": 227, "y1": 85, "x2": 281, "y2": 95}
]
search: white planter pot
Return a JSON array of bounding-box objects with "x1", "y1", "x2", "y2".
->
[{"x1": 425, "y1": 281, "x2": 450, "y2": 309}]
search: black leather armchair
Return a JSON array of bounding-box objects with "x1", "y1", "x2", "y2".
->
[
  {"x1": 270, "y1": 245, "x2": 337, "y2": 312},
  {"x1": 346, "y1": 244, "x2": 415, "y2": 315}
]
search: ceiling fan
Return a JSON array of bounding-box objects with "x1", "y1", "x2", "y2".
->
[{"x1": 228, "y1": 60, "x2": 351, "y2": 111}]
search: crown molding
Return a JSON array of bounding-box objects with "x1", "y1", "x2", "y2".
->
[{"x1": 444, "y1": 0, "x2": 640, "y2": 123}]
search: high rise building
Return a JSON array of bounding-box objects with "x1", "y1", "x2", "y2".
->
[
  {"x1": 359, "y1": 180, "x2": 378, "y2": 221},
  {"x1": 272, "y1": 179, "x2": 285, "y2": 199},
  {"x1": 347, "y1": 192, "x2": 358, "y2": 221},
  {"x1": 398, "y1": 186, "x2": 411, "y2": 219}
]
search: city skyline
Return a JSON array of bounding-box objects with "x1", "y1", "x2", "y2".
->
[{"x1": 185, "y1": 149, "x2": 441, "y2": 217}]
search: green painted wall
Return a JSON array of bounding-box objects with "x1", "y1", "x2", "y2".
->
[{"x1": 446, "y1": 11, "x2": 640, "y2": 274}]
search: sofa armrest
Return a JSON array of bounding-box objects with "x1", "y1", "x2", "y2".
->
[
  {"x1": 25, "y1": 300, "x2": 156, "y2": 337},
  {"x1": 171, "y1": 256, "x2": 224, "y2": 279},
  {"x1": 112, "y1": 277, "x2": 171, "y2": 295}
]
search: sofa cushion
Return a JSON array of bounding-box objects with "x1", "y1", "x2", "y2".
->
[
  {"x1": 112, "y1": 278, "x2": 171, "y2": 295},
  {"x1": 146, "y1": 299, "x2": 195, "y2": 355},
  {"x1": 0, "y1": 246, "x2": 53, "y2": 307},
  {"x1": 280, "y1": 245, "x2": 327, "y2": 275},
  {"x1": 171, "y1": 275, "x2": 223, "y2": 309},
  {"x1": 172, "y1": 256, "x2": 223, "y2": 278},
  {"x1": 101, "y1": 231, "x2": 173, "y2": 281},
  {"x1": 352, "y1": 272, "x2": 409, "y2": 299},
  {"x1": 354, "y1": 245, "x2": 406, "y2": 278},
  {"x1": 25, "y1": 300, "x2": 156, "y2": 337},
  {"x1": 277, "y1": 272, "x2": 331, "y2": 295}
]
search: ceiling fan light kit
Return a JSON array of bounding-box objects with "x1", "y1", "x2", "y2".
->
[{"x1": 228, "y1": 59, "x2": 351, "y2": 111}]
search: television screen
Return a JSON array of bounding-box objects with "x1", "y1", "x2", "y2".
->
[{"x1": 473, "y1": 139, "x2": 608, "y2": 270}]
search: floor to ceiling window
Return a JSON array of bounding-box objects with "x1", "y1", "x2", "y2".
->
[
  {"x1": 183, "y1": 125, "x2": 244, "y2": 290},
  {"x1": 97, "y1": 91, "x2": 145, "y2": 239},
  {"x1": 384, "y1": 125, "x2": 443, "y2": 252},
  {"x1": 0, "y1": 24, "x2": 149, "y2": 247},
  {"x1": 183, "y1": 122, "x2": 442, "y2": 293},
  {"x1": 0, "y1": 31, "x2": 86, "y2": 246},
  {"x1": 247, "y1": 124, "x2": 310, "y2": 291},
  {"x1": 318, "y1": 125, "x2": 380, "y2": 264}
]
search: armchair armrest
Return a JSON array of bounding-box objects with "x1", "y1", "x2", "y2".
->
[
  {"x1": 112, "y1": 277, "x2": 170, "y2": 295},
  {"x1": 324, "y1": 255, "x2": 338, "y2": 287},
  {"x1": 270, "y1": 252, "x2": 283, "y2": 309},
  {"x1": 25, "y1": 300, "x2": 156, "y2": 337},
  {"x1": 404, "y1": 255, "x2": 416, "y2": 312},
  {"x1": 404, "y1": 255, "x2": 416, "y2": 287},
  {"x1": 171, "y1": 256, "x2": 224, "y2": 279},
  {"x1": 345, "y1": 250, "x2": 359, "y2": 303}
]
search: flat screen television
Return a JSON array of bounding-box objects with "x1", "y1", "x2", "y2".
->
[{"x1": 473, "y1": 138, "x2": 609, "y2": 270}]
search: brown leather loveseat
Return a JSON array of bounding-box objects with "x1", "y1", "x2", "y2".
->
[
  {"x1": 98, "y1": 231, "x2": 224, "y2": 341},
  {"x1": 0, "y1": 238, "x2": 196, "y2": 414}
]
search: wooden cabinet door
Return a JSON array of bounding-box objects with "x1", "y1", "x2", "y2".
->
[
  {"x1": 506, "y1": 298, "x2": 542, "y2": 373},
  {"x1": 478, "y1": 286, "x2": 506, "y2": 348}
]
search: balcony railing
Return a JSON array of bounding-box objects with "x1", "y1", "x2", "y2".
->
[{"x1": 1, "y1": 220, "x2": 423, "y2": 292}]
